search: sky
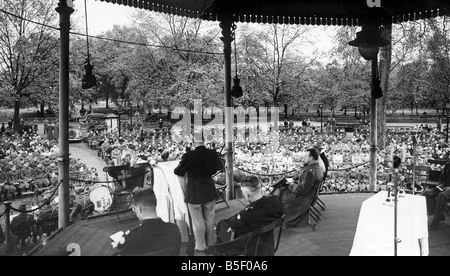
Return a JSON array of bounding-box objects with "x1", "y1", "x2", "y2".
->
[
  {"x1": 72, "y1": 0, "x2": 135, "y2": 35},
  {"x1": 70, "y1": 0, "x2": 338, "y2": 63}
]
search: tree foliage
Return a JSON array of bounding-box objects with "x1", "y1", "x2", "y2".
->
[{"x1": 0, "y1": 0, "x2": 59, "y2": 128}]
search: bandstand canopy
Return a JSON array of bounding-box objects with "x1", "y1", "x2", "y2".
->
[{"x1": 97, "y1": 0, "x2": 450, "y2": 26}]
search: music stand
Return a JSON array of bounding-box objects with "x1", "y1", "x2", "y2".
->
[{"x1": 103, "y1": 163, "x2": 152, "y2": 222}]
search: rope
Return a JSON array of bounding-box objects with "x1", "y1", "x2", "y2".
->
[
  {"x1": 328, "y1": 162, "x2": 370, "y2": 172},
  {"x1": 234, "y1": 167, "x2": 297, "y2": 177},
  {"x1": 68, "y1": 168, "x2": 149, "y2": 184},
  {"x1": 9, "y1": 179, "x2": 63, "y2": 214}
]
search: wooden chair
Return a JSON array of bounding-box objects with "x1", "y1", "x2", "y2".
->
[{"x1": 205, "y1": 215, "x2": 285, "y2": 256}]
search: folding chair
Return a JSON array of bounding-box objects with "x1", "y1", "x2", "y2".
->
[
  {"x1": 315, "y1": 181, "x2": 326, "y2": 211},
  {"x1": 309, "y1": 181, "x2": 324, "y2": 231},
  {"x1": 205, "y1": 215, "x2": 284, "y2": 256},
  {"x1": 215, "y1": 184, "x2": 229, "y2": 208}
]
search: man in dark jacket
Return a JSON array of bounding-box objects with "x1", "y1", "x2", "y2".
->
[
  {"x1": 272, "y1": 146, "x2": 323, "y2": 228},
  {"x1": 423, "y1": 164, "x2": 450, "y2": 230},
  {"x1": 112, "y1": 187, "x2": 181, "y2": 256},
  {"x1": 10, "y1": 204, "x2": 34, "y2": 247},
  {"x1": 216, "y1": 175, "x2": 283, "y2": 256},
  {"x1": 174, "y1": 129, "x2": 223, "y2": 252}
]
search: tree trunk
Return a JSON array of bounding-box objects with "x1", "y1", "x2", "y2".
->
[
  {"x1": 14, "y1": 99, "x2": 21, "y2": 133},
  {"x1": 284, "y1": 104, "x2": 288, "y2": 118},
  {"x1": 105, "y1": 95, "x2": 109, "y2": 109},
  {"x1": 377, "y1": 23, "x2": 392, "y2": 151}
]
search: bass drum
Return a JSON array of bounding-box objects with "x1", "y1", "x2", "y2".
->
[
  {"x1": 88, "y1": 184, "x2": 113, "y2": 213},
  {"x1": 69, "y1": 130, "x2": 77, "y2": 140}
]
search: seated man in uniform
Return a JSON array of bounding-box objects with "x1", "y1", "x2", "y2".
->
[
  {"x1": 10, "y1": 204, "x2": 35, "y2": 247},
  {"x1": 216, "y1": 175, "x2": 283, "y2": 256},
  {"x1": 111, "y1": 187, "x2": 181, "y2": 256},
  {"x1": 69, "y1": 188, "x2": 94, "y2": 222},
  {"x1": 271, "y1": 146, "x2": 323, "y2": 228}
]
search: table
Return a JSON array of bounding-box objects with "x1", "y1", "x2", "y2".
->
[{"x1": 350, "y1": 191, "x2": 428, "y2": 256}]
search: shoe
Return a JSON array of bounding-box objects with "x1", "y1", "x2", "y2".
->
[{"x1": 194, "y1": 249, "x2": 206, "y2": 256}]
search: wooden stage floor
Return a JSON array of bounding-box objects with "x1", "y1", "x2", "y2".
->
[{"x1": 25, "y1": 192, "x2": 450, "y2": 256}]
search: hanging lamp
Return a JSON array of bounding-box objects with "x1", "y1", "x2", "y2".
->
[
  {"x1": 82, "y1": 0, "x2": 97, "y2": 89},
  {"x1": 231, "y1": 34, "x2": 243, "y2": 98}
]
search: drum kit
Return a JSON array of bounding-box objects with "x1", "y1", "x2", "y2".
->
[
  {"x1": 43, "y1": 182, "x2": 114, "y2": 215},
  {"x1": 39, "y1": 162, "x2": 154, "y2": 216}
]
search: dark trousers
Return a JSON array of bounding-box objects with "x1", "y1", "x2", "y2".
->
[{"x1": 423, "y1": 187, "x2": 450, "y2": 218}]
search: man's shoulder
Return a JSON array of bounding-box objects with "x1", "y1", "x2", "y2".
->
[{"x1": 131, "y1": 219, "x2": 180, "y2": 237}]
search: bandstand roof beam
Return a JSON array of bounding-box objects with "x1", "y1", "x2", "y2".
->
[{"x1": 97, "y1": 0, "x2": 450, "y2": 26}]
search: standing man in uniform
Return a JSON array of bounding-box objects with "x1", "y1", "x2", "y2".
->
[
  {"x1": 174, "y1": 129, "x2": 223, "y2": 252},
  {"x1": 43, "y1": 118, "x2": 49, "y2": 135}
]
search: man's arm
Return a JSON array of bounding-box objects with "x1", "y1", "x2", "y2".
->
[
  {"x1": 226, "y1": 212, "x2": 252, "y2": 234},
  {"x1": 290, "y1": 170, "x2": 315, "y2": 195},
  {"x1": 173, "y1": 154, "x2": 189, "y2": 176}
]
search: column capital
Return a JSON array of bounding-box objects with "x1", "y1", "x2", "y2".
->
[{"x1": 56, "y1": 0, "x2": 74, "y2": 15}]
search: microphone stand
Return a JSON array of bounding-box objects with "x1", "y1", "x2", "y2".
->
[
  {"x1": 393, "y1": 167, "x2": 399, "y2": 256},
  {"x1": 412, "y1": 135, "x2": 417, "y2": 195}
]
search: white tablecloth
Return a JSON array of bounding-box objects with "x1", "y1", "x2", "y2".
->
[{"x1": 350, "y1": 191, "x2": 429, "y2": 256}]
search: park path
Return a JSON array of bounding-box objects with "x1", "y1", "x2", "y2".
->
[{"x1": 69, "y1": 143, "x2": 108, "y2": 182}]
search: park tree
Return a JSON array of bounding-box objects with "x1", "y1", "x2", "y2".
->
[
  {"x1": 129, "y1": 12, "x2": 224, "y2": 114},
  {"x1": 0, "y1": 0, "x2": 59, "y2": 130},
  {"x1": 239, "y1": 24, "x2": 313, "y2": 108},
  {"x1": 426, "y1": 16, "x2": 450, "y2": 113}
]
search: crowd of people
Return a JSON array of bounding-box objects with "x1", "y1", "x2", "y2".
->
[
  {"x1": 77, "y1": 118, "x2": 449, "y2": 196},
  {"x1": 0, "y1": 127, "x2": 99, "y2": 201},
  {"x1": 2, "y1": 113, "x2": 450, "y2": 255}
]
